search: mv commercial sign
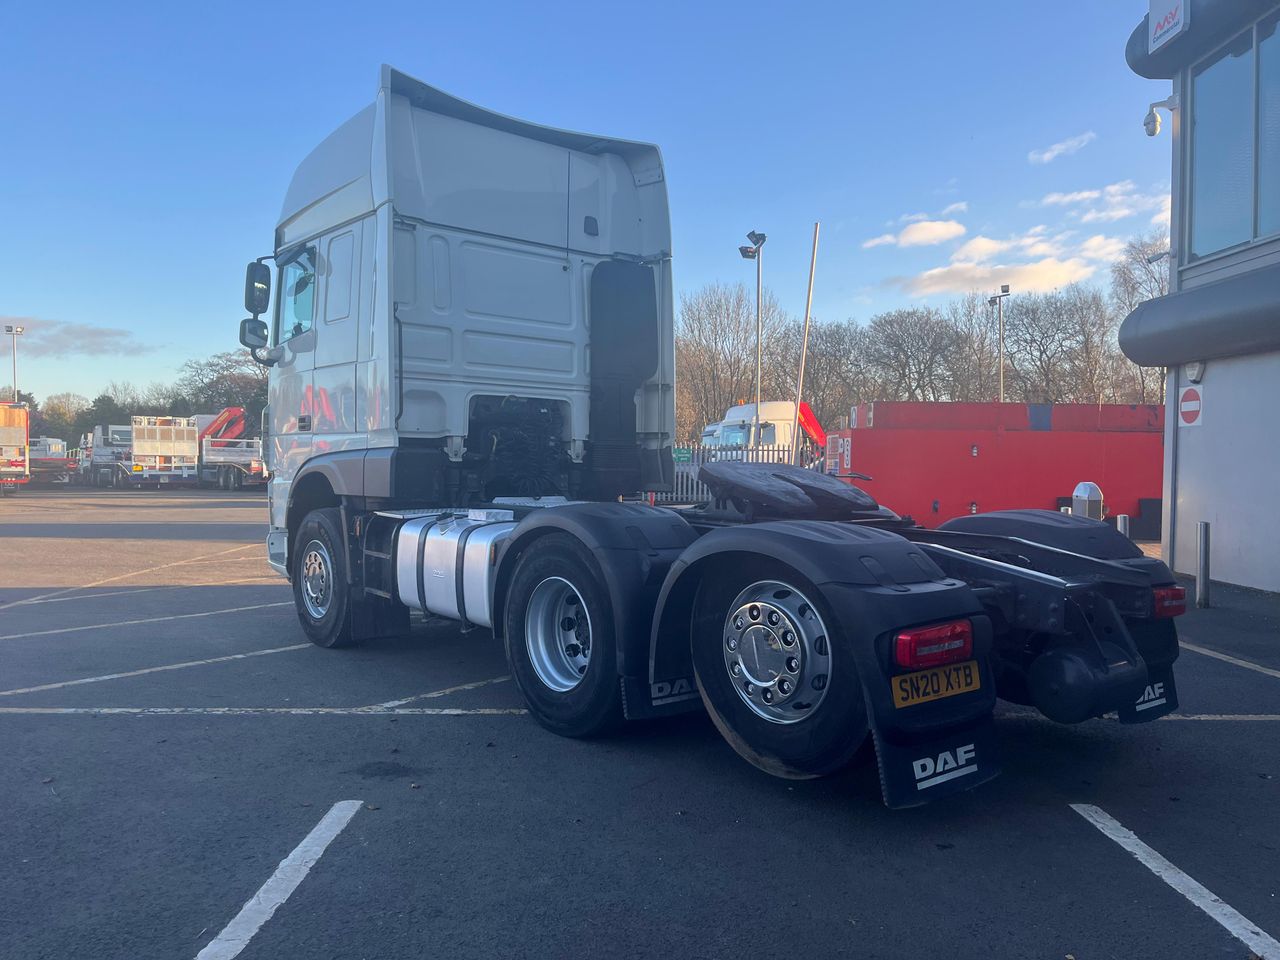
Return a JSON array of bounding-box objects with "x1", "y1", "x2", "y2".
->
[{"x1": 1149, "y1": 0, "x2": 1189, "y2": 53}]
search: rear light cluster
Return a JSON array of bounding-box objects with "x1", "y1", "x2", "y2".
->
[
  {"x1": 1153, "y1": 586, "x2": 1186, "y2": 618},
  {"x1": 6, "y1": 459, "x2": 24, "y2": 468},
  {"x1": 894, "y1": 619, "x2": 973, "y2": 669}
]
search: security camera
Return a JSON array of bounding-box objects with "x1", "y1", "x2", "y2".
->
[{"x1": 1144, "y1": 108, "x2": 1161, "y2": 137}]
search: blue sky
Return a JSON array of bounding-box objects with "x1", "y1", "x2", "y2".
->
[{"x1": 0, "y1": 1, "x2": 1173, "y2": 401}]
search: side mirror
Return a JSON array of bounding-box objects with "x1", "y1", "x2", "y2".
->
[
  {"x1": 245, "y1": 261, "x2": 271, "y2": 316},
  {"x1": 239, "y1": 317, "x2": 269, "y2": 350}
]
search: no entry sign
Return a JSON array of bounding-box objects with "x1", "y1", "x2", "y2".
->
[{"x1": 1178, "y1": 386, "x2": 1202, "y2": 427}]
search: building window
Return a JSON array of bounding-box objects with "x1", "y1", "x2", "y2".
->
[
  {"x1": 1188, "y1": 13, "x2": 1280, "y2": 259},
  {"x1": 1189, "y1": 32, "x2": 1254, "y2": 258}
]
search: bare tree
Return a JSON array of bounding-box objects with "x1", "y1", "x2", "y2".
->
[
  {"x1": 863, "y1": 308, "x2": 957, "y2": 401},
  {"x1": 1110, "y1": 228, "x2": 1170, "y2": 403},
  {"x1": 675, "y1": 282, "x2": 789, "y2": 435},
  {"x1": 42, "y1": 392, "x2": 90, "y2": 422},
  {"x1": 943, "y1": 293, "x2": 1000, "y2": 401}
]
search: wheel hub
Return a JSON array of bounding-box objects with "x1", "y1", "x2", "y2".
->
[
  {"x1": 722, "y1": 581, "x2": 831, "y2": 724},
  {"x1": 300, "y1": 539, "x2": 332, "y2": 619},
  {"x1": 525, "y1": 577, "x2": 592, "y2": 692}
]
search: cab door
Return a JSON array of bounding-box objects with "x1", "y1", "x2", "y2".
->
[
  {"x1": 269, "y1": 245, "x2": 318, "y2": 486},
  {"x1": 310, "y1": 223, "x2": 362, "y2": 454}
]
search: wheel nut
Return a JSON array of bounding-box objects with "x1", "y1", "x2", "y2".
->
[
  {"x1": 733, "y1": 616, "x2": 745, "y2": 630},
  {"x1": 783, "y1": 631, "x2": 796, "y2": 646},
  {"x1": 731, "y1": 662, "x2": 742, "y2": 676},
  {"x1": 778, "y1": 678, "x2": 791, "y2": 695},
  {"x1": 767, "y1": 610, "x2": 780, "y2": 625},
  {"x1": 762, "y1": 689, "x2": 773, "y2": 703},
  {"x1": 745, "y1": 683, "x2": 755, "y2": 696},
  {"x1": 726, "y1": 637, "x2": 738, "y2": 651},
  {"x1": 748, "y1": 605, "x2": 760, "y2": 621},
  {"x1": 786, "y1": 657, "x2": 799, "y2": 673}
]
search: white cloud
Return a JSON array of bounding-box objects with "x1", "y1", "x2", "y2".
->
[
  {"x1": 940, "y1": 201, "x2": 969, "y2": 216},
  {"x1": 951, "y1": 236, "x2": 1012, "y2": 263},
  {"x1": 1152, "y1": 195, "x2": 1172, "y2": 226},
  {"x1": 1078, "y1": 235, "x2": 1126, "y2": 261},
  {"x1": 950, "y1": 227, "x2": 1070, "y2": 263},
  {"x1": 1079, "y1": 207, "x2": 1133, "y2": 223},
  {"x1": 897, "y1": 220, "x2": 967, "y2": 247},
  {"x1": 1038, "y1": 179, "x2": 1168, "y2": 226},
  {"x1": 862, "y1": 219, "x2": 966, "y2": 249},
  {"x1": 1028, "y1": 131, "x2": 1097, "y2": 164},
  {"x1": 899, "y1": 211, "x2": 930, "y2": 223},
  {"x1": 1042, "y1": 189, "x2": 1102, "y2": 205},
  {"x1": 899, "y1": 257, "x2": 1097, "y2": 297},
  {"x1": 862, "y1": 233, "x2": 897, "y2": 249},
  {"x1": 1, "y1": 316, "x2": 153, "y2": 359}
]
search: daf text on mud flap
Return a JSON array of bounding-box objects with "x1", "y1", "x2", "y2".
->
[
  {"x1": 1135, "y1": 681, "x2": 1166, "y2": 712},
  {"x1": 913, "y1": 743, "x2": 977, "y2": 791}
]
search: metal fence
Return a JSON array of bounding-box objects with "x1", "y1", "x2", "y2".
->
[{"x1": 657, "y1": 443, "x2": 823, "y2": 504}]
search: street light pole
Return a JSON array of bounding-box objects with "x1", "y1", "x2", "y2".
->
[
  {"x1": 987, "y1": 285, "x2": 1010, "y2": 403},
  {"x1": 3, "y1": 324, "x2": 22, "y2": 401},
  {"x1": 739, "y1": 231, "x2": 767, "y2": 447}
]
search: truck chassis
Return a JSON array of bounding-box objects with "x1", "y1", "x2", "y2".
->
[{"x1": 280, "y1": 461, "x2": 1183, "y2": 809}]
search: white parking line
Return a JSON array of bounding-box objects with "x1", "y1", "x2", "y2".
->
[
  {"x1": 20, "y1": 578, "x2": 285, "y2": 606},
  {"x1": 1161, "y1": 713, "x2": 1280, "y2": 721},
  {"x1": 0, "y1": 705, "x2": 526, "y2": 715},
  {"x1": 195, "y1": 799, "x2": 363, "y2": 960},
  {"x1": 1071, "y1": 804, "x2": 1280, "y2": 959},
  {"x1": 375, "y1": 675, "x2": 511, "y2": 708},
  {"x1": 1181, "y1": 640, "x2": 1280, "y2": 681},
  {"x1": 0, "y1": 543, "x2": 261, "y2": 611},
  {"x1": 0, "y1": 644, "x2": 311, "y2": 697},
  {"x1": 0, "y1": 602, "x2": 292, "y2": 641}
]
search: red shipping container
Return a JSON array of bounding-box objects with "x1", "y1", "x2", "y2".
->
[{"x1": 828, "y1": 402, "x2": 1163, "y2": 530}]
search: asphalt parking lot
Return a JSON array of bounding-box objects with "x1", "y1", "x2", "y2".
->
[{"x1": 1, "y1": 488, "x2": 1277, "y2": 960}]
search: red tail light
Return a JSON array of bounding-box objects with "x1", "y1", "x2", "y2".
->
[
  {"x1": 1153, "y1": 586, "x2": 1186, "y2": 618},
  {"x1": 7, "y1": 459, "x2": 24, "y2": 468},
  {"x1": 894, "y1": 620, "x2": 973, "y2": 669}
]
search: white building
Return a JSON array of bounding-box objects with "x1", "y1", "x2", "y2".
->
[{"x1": 1123, "y1": 0, "x2": 1280, "y2": 592}]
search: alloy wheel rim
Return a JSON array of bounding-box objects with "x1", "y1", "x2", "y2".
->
[{"x1": 722, "y1": 580, "x2": 831, "y2": 724}]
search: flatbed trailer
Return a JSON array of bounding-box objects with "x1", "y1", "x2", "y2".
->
[
  {"x1": 238, "y1": 67, "x2": 1184, "y2": 808},
  {"x1": 29, "y1": 437, "x2": 74, "y2": 485},
  {"x1": 0, "y1": 402, "x2": 30, "y2": 495},
  {"x1": 200, "y1": 436, "x2": 266, "y2": 490},
  {"x1": 87, "y1": 418, "x2": 199, "y2": 488},
  {"x1": 196, "y1": 407, "x2": 266, "y2": 490}
]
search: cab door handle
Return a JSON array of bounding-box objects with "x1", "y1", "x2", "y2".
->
[{"x1": 297, "y1": 415, "x2": 312, "y2": 433}]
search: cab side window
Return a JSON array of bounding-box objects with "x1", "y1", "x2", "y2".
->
[{"x1": 277, "y1": 247, "x2": 316, "y2": 343}]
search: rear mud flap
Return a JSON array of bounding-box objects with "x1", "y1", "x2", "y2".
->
[
  {"x1": 1117, "y1": 664, "x2": 1178, "y2": 723},
  {"x1": 871, "y1": 716, "x2": 1000, "y2": 809}
]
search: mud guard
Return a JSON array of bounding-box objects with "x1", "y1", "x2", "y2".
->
[
  {"x1": 492, "y1": 502, "x2": 698, "y2": 684},
  {"x1": 649, "y1": 522, "x2": 1003, "y2": 807}
]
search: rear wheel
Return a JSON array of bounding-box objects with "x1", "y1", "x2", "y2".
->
[
  {"x1": 691, "y1": 559, "x2": 868, "y2": 779},
  {"x1": 503, "y1": 534, "x2": 622, "y2": 738},
  {"x1": 291, "y1": 507, "x2": 357, "y2": 648}
]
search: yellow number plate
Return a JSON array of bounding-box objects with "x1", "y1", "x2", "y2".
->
[{"x1": 893, "y1": 660, "x2": 980, "y2": 708}]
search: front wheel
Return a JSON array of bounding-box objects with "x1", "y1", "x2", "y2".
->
[
  {"x1": 692, "y1": 559, "x2": 868, "y2": 779},
  {"x1": 503, "y1": 534, "x2": 622, "y2": 738},
  {"x1": 291, "y1": 507, "x2": 357, "y2": 648}
]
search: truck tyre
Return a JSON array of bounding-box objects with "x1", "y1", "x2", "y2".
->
[
  {"x1": 292, "y1": 507, "x2": 357, "y2": 648},
  {"x1": 503, "y1": 533, "x2": 623, "y2": 738},
  {"x1": 691, "y1": 559, "x2": 868, "y2": 779}
]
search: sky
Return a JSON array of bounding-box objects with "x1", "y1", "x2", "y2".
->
[{"x1": 0, "y1": 1, "x2": 1174, "y2": 401}]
